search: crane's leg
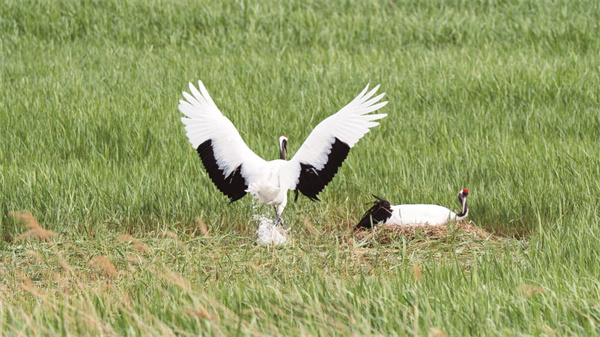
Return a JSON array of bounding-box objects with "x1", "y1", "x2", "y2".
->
[
  {"x1": 273, "y1": 206, "x2": 280, "y2": 225},
  {"x1": 273, "y1": 204, "x2": 288, "y2": 232}
]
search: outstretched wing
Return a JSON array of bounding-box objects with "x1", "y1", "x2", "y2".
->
[
  {"x1": 179, "y1": 81, "x2": 266, "y2": 202},
  {"x1": 281, "y1": 84, "x2": 388, "y2": 201}
]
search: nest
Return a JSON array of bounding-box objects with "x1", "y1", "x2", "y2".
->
[{"x1": 353, "y1": 221, "x2": 493, "y2": 245}]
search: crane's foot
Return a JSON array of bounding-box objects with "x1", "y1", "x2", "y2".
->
[{"x1": 274, "y1": 217, "x2": 289, "y2": 233}]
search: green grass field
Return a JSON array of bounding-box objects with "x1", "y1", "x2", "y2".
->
[{"x1": 1, "y1": 0, "x2": 600, "y2": 335}]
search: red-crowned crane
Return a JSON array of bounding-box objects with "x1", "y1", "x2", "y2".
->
[
  {"x1": 355, "y1": 189, "x2": 469, "y2": 228},
  {"x1": 179, "y1": 81, "x2": 388, "y2": 226}
]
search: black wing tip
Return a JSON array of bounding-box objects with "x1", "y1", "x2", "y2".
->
[
  {"x1": 228, "y1": 194, "x2": 246, "y2": 203},
  {"x1": 294, "y1": 188, "x2": 320, "y2": 202},
  {"x1": 296, "y1": 138, "x2": 350, "y2": 201},
  {"x1": 197, "y1": 140, "x2": 248, "y2": 202},
  {"x1": 355, "y1": 196, "x2": 393, "y2": 229}
]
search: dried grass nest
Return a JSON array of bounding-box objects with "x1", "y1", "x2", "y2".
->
[{"x1": 353, "y1": 221, "x2": 494, "y2": 245}]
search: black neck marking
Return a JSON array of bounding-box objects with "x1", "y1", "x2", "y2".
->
[
  {"x1": 294, "y1": 137, "x2": 350, "y2": 202},
  {"x1": 456, "y1": 194, "x2": 468, "y2": 217},
  {"x1": 279, "y1": 139, "x2": 287, "y2": 160},
  {"x1": 197, "y1": 139, "x2": 247, "y2": 202},
  {"x1": 355, "y1": 196, "x2": 393, "y2": 229}
]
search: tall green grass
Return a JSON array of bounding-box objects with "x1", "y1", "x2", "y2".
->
[{"x1": 1, "y1": 0, "x2": 600, "y2": 335}]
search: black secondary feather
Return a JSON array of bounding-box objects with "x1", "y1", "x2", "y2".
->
[
  {"x1": 355, "y1": 196, "x2": 393, "y2": 229},
  {"x1": 295, "y1": 137, "x2": 350, "y2": 202},
  {"x1": 197, "y1": 139, "x2": 247, "y2": 202}
]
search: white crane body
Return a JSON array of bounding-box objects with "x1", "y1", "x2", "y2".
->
[
  {"x1": 387, "y1": 204, "x2": 459, "y2": 226},
  {"x1": 356, "y1": 189, "x2": 469, "y2": 228}
]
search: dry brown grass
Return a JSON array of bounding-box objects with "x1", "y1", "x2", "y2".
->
[
  {"x1": 89, "y1": 256, "x2": 118, "y2": 279},
  {"x1": 127, "y1": 254, "x2": 145, "y2": 265},
  {"x1": 162, "y1": 230, "x2": 180, "y2": 242},
  {"x1": 115, "y1": 234, "x2": 149, "y2": 253},
  {"x1": 156, "y1": 267, "x2": 191, "y2": 291},
  {"x1": 17, "y1": 271, "x2": 46, "y2": 298},
  {"x1": 196, "y1": 218, "x2": 210, "y2": 237},
  {"x1": 428, "y1": 327, "x2": 448, "y2": 337},
  {"x1": 302, "y1": 215, "x2": 320, "y2": 236},
  {"x1": 413, "y1": 262, "x2": 422, "y2": 282},
  {"x1": 516, "y1": 284, "x2": 546, "y2": 297},
  {"x1": 25, "y1": 249, "x2": 43, "y2": 263},
  {"x1": 115, "y1": 234, "x2": 137, "y2": 243},
  {"x1": 184, "y1": 307, "x2": 215, "y2": 320},
  {"x1": 133, "y1": 241, "x2": 149, "y2": 253},
  {"x1": 10, "y1": 211, "x2": 57, "y2": 242}
]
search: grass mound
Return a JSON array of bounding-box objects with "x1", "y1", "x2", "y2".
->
[
  {"x1": 348, "y1": 221, "x2": 518, "y2": 271},
  {"x1": 353, "y1": 221, "x2": 496, "y2": 245}
]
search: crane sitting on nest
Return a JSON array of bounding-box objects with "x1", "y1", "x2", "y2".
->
[
  {"x1": 355, "y1": 189, "x2": 469, "y2": 229},
  {"x1": 179, "y1": 81, "x2": 388, "y2": 226}
]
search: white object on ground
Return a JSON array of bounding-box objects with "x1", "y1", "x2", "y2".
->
[{"x1": 255, "y1": 216, "x2": 287, "y2": 246}]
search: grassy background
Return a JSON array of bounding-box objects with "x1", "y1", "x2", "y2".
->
[{"x1": 1, "y1": 0, "x2": 600, "y2": 335}]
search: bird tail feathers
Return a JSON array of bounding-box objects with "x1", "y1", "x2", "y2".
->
[{"x1": 355, "y1": 195, "x2": 393, "y2": 229}]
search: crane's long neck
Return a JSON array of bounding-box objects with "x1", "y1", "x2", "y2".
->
[
  {"x1": 456, "y1": 195, "x2": 468, "y2": 221},
  {"x1": 279, "y1": 139, "x2": 287, "y2": 160}
]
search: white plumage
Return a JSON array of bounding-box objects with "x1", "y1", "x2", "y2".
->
[
  {"x1": 387, "y1": 203, "x2": 465, "y2": 226},
  {"x1": 355, "y1": 189, "x2": 469, "y2": 228},
  {"x1": 179, "y1": 80, "x2": 388, "y2": 225},
  {"x1": 255, "y1": 216, "x2": 287, "y2": 246}
]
